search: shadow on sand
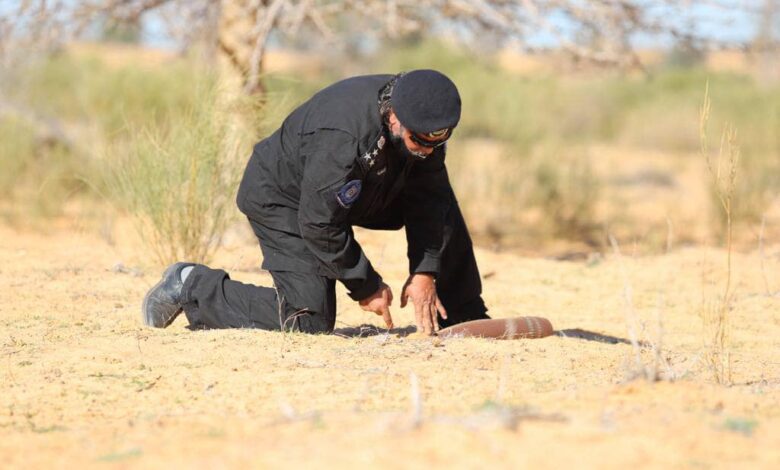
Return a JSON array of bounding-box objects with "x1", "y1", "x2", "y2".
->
[
  {"x1": 556, "y1": 328, "x2": 643, "y2": 346},
  {"x1": 333, "y1": 325, "x2": 640, "y2": 345},
  {"x1": 332, "y1": 324, "x2": 417, "y2": 338}
]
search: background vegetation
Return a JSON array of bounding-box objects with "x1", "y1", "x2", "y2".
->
[
  {"x1": 0, "y1": 53, "x2": 259, "y2": 263},
  {"x1": 1, "y1": 41, "x2": 778, "y2": 262}
]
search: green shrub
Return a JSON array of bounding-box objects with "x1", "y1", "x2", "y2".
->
[
  {"x1": 528, "y1": 144, "x2": 601, "y2": 241},
  {"x1": 0, "y1": 53, "x2": 214, "y2": 222},
  {"x1": 0, "y1": 117, "x2": 36, "y2": 198},
  {"x1": 0, "y1": 117, "x2": 88, "y2": 221},
  {"x1": 104, "y1": 75, "x2": 249, "y2": 265},
  {"x1": 11, "y1": 55, "x2": 202, "y2": 136},
  {"x1": 3, "y1": 41, "x2": 778, "y2": 251},
  {"x1": 379, "y1": 42, "x2": 780, "y2": 233}
]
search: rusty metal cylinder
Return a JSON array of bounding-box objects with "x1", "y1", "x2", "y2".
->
[{"x1": 437, "y1": 317, "x2": 554, "y2": 339}]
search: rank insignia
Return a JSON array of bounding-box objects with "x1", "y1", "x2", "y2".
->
[
  {"x1": 361, "y1": 152, "x2": 376, "y2": 168},
  {"x1": 335, "y1": 180, "x2": 362, "y2": 208}
]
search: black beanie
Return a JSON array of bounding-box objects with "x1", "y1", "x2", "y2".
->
[{"x1": 391, "y1": 69, "x2": 461, "y2": 134}]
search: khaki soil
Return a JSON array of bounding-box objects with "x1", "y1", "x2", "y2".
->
[{"x1": 1, "y1": 222, "x2": 779, "y2": 469}]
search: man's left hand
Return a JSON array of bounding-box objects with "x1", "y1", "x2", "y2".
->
[{"x1": 400, "y1": 273, "x2": 448, "y2": 335}]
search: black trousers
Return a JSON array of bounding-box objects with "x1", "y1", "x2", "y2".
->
[{"x1": 180, "y1": 195, "x2": 489, "y2": 333}]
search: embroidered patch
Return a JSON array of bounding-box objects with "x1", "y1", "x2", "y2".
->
[{"x1": 335, "y1": 180, "x2": 362, "y2": 208}]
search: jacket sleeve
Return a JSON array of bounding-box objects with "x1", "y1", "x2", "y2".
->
[
  {"x1": 403, "y1": 147, "x2": 452, "y2": 277},
  {"x1": 297, "y1": 129, "x2": 382, "y2": 301}
]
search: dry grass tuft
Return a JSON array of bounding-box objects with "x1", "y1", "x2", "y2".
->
[
  {"x1": 609, "y1": 234, "x2": 674, "y2": 382},
  {"x1": 104, "y1": 77, "x2": 250, "y2": 266},
  {"x1": 698, "y1": 84, "x2": 737, "y2": 385}
]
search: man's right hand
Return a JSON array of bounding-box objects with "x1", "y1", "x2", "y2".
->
[{"x1": 358, "y1": 282, "x2": 394, "y2": 329}]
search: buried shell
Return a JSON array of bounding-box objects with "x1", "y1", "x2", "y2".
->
[{"x1": 437, "y1": 317, "x2": 554, "y2": 339}]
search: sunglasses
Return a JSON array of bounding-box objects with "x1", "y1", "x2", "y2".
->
[{"x1": 407, "y1": 128, "x2": 452, "y2": 149}]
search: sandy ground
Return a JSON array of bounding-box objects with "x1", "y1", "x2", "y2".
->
[
  {"x1": 1, "y1": 215, "x2": 779, "y2": 469},
  {"x1": 6, "y1": 41, "x2": 777, "y2": 468}
]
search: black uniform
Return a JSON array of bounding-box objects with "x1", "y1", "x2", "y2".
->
[{"x1": 179, "y1": 74, "x2": 489, "y2": 333}]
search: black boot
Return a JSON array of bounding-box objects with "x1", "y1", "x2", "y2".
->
[{"x1": 142, "y1": 262, "x2": 194, "y2": 328}]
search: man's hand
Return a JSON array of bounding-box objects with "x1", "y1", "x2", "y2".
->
[
  {"x1": 401, "y1": 273, "x2": 448, "y2": 335},
  {"x1": 358, "y1": 282, "x2": 394, "y2": 329}
]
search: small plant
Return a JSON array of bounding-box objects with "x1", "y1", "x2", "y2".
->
[
  {"x1": 609, "y1": 235, "x2": 673, "y2": 382},
  {"x1": 699, "y1": 83, "x2": 737, "y2": 385},
  {"x1": 530, "y1": 145, "x2": 601, "y2": 242},
  {"x1": 0, "y1": 118, "x2": 34, "y2": 198},
  {"x1": 723, "y1": 417, "x2": 758, "y2": 436},
  {"x1": 105, "y1": 75, "x2": 250, "y2": 266},
  {"x1": 0, "y1": 116, "x2": 89, "y2": 222}
]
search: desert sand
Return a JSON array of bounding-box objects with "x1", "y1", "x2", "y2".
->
[{"x1": 1, "y1": 212, "x2": 778, "y2": 469}]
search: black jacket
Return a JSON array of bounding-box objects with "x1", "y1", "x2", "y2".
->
[{"x1": 237, "y1": 74, "x2": 451, "y2": 300}]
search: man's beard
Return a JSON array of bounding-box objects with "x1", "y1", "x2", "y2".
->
[{"x1": 388, "y1": 129, "x2": 428, "y2": 160}]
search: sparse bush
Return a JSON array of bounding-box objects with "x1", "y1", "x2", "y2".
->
[
  {"x1": 380, "y1": 42, "x2": 780, "y2": 245},
  {"x1": 618, "y1": 100, "x2": 701, "y2": 152},
  {"x1": 446, "y1": 140, "x2": 601, "y2": 247},
  {"x1": 664, "y1": 42, "x2": 706, "y2": 69},
  {"x1": 0, "y1": 52, "x2": 217, "y2": 223},
  {"x1": 699, "y1": 86, "x2": 736, "y2": 385},
  {"x1": 104, "y1": 75, "x2": 249, "y2": 265},
  {"x1": 528, "y1": 144, "x2": 601, "y2": 242},
  {"x1": 11, "y1": 54, "x2": 201, "y2": 137},
  {"x1": 2, "y1": 41, "x2": 778, "y2": 253},
  {"x1": 0, "y1": 117, "x2": 88, "y2": 222},
  {"x1": 1, "y1": 51, "x2": 262, "y2": 262},
  {"x1": 0, "y1": 118, "x2": 35, "y2": 198}
]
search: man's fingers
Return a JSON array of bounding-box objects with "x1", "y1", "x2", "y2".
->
[
  {"x1": 386, "y1": 287, "x2": 394, "y2": 306},
  {"x1": 429, "y1": 302, "x2": 440, "y2": 332},
  {"x1": 436, "y1": 298, "x2": 448, "y2": 320},
  {"x1": 413, "y1": 301, "x2": 424, "y2": 332},
  {"x1": 382, "y1": 307, "x2": 394, "y2": 329},
  {"x1": 421, "y1": 302, "x2": 433, "y2": 335},
  {"x1": 400, "y1": 289, "x2": 408, "y2": 308}
]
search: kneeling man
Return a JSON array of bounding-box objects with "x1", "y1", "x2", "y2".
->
[{"x1": 142, "y1": 69, "x2": 489, "y2": 335}]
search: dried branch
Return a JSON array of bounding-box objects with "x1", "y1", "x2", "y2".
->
[{"x1": 244, "y1": 0, "x2": 287, "y2": 94}]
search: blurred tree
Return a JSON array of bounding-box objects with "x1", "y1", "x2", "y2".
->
[
  {"x1": 754, "y1": 0, "x2": 779, "y2": 48},
  {"x1": 665, "y1": 36, "x2": 706, "y2": 69},
  {"x1": 100, "y1": 17, "x2": 142, "y2": 44},
  {"x1": 1, "y1": 0, "x2": 771, "y2": 94}
]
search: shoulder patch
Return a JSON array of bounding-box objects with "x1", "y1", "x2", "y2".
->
[{"x1": 335, "y1": 180, "x2": 362, "y2": 208}]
